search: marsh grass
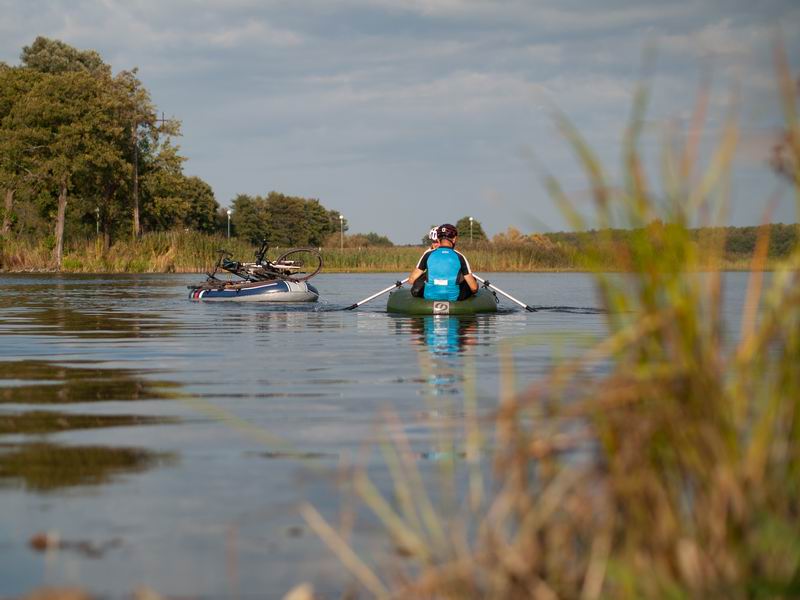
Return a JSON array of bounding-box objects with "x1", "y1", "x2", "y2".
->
[
  {"x1": 300, "y1": 53, "x2": 800, "y2": 599},
  {"x1": 0, "y1": 236, "x2": 578, "y2": 273},
  {"x1": 0, "y1": 231, "x2": 255, "y2": 273},
  {"x1": 2, "y1": 229, "x2": 783, "y2": 274}
]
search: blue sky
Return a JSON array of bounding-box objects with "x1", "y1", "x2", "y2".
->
[{"x1": 2, "y1": 0, "x2": 798, "y2": 243}]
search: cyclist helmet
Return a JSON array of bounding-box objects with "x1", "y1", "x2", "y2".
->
[
  {"x1": 428, "y1": 227, "x2": 438, "y2": 242},
  {"x1": 436, "y1": 223, "x2": 458, "y2": 241}
]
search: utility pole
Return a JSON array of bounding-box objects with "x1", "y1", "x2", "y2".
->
[
  {"x1": 339, "y1": 214, "x2": 344, "y2": 250},
  {"x1": 227, "y1": 209, "x2": 232, "y2": 238},
  {"x1": 469, "y1": 216, "x2": 473, "y2": 243}
]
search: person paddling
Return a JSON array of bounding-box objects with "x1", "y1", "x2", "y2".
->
[{"x1": 408, "y1": 223, "x2": 479, "y2": 301}]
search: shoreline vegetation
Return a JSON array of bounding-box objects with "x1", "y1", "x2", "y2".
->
[{"x1": 1, "y1": 224, "x2": 797, "y2": 274}]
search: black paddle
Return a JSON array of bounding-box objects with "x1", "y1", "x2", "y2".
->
[
  {"x1": 473, "y1": 275, "x2": 537, "y2": 312},
  {"x1": 345, "y1": 278, "x2": 409, "y2": 310}
]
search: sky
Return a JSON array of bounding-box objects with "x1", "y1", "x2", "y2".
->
[{"x1": 2, "y1": 0, "x2": 798, "y2": 244}]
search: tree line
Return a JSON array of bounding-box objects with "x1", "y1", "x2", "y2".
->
[
  {"x1": 0, "y1": 38, "x2": 357, "y2": 266},
  {"x1": 2, "y1": 37, "x2": 794, "y2": 268},
  {"x1": 497, "y1": 222, "x2": 799, "y2": 260},
  {"x1": 0, "y1": 37, "x2": 221, "y2": 266}
]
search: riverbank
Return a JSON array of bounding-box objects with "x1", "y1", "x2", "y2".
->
[{"x1": 0, "y1": 230, "x2": 783, "y2": 274}]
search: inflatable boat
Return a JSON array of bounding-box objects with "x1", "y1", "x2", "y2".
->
[
  {"x1": 386, "y1": 288, "x2": 497, "y2": 315},
  {"x1": 189, "y1": 279, "x2": 319, "y2": 302}
]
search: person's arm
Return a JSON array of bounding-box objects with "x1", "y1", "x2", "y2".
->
[
  {"x1": 408, "y1": 267, "x2": 425, "y2": 285},
  {"x1": 458, "y1": 252, "x2": 479, "y2": 292},
  {"x1": 464, "y1": 272, "x2": 479, "y2": 292},
  {"x1": 408, "y1": 250, "x2": 431, "y2": 284}
]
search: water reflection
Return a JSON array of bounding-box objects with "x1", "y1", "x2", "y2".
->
[
  {"x1": 408, "y1": 316, "x2": 481, "y2": 356},
  {"x1": 0, "y1": 411, "x2": 176, "y2": 435},
  {"x1": 0, "y1": 358, "x2": 182, "y2": 492},
  {"x1": 0, "y1": 360, "x2": 183, "y2": 404},
  {"x1": 388, "y1": 316, "x2": 489, "y2": 442},
  {"x1": 0, "y1": 302, "x2": 176, "y2": 339},
  {"x1": 0, "y1": 443, "x2": 173, "y2": 492}
]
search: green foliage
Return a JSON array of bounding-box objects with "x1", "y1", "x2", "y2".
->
[
  {"x1": 0, "y1": 38, "x2": 218, "y2": 265},
  {"x1": 542, "y1": 223, "x2": 799, "y2": 265},
  {"x1": 455, "y1": 215, "x2": 488, "y2": 242},
  {"x1": 231, "y1": 191, "x2": 342, "y2": 246},
  {"x1": 20, "y1": 36, "x2": 109, "y2": 76},
  {"x1": 229, "y1": 194, "x2": 270, "y2": 244},
  {"x1": 358, "y1": 232, "x2": 394, "y2": 246},
  {"x1": 181, "y1": 177, "x2": 218, "y2": 233},
  {"x1": 140, "y1": 142, "x2": 195, "y2": 232}
]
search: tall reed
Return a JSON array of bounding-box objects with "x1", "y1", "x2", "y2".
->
[
  {"x1": 301, "y1": 53, "x2": 800, "y2": 599},
  {"x1": 1, "y1": 230, "x2": 789, "y2": 274}
]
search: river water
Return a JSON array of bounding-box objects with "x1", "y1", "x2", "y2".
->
[{"x1": 0, "y1": 272, "x2": 752, "y2": 597}]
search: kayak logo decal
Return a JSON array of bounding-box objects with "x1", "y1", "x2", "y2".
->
[{"x1": 433, "y1": 301, "x2": 450, "y2": 314}]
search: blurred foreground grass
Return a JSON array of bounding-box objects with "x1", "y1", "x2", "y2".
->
[{"x1": 299, "y1": 52, "x2": 800, "y2": 599}]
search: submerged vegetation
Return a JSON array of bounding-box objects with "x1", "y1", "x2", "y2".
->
[{"x1": 299, "y1": 53, "x2": 800, "y2": 598}]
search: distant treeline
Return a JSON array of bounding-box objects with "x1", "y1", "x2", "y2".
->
[{"x1": 538, "y1": 222, "x2": 800, "y2": 262}]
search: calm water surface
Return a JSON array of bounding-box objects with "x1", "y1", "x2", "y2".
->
[{"x1": 0, "y1": 272, "x2": 750, "y2": 597}]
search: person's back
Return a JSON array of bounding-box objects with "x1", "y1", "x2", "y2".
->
[
  {"x1": 423, "y1": 245, "x2": 463, "y2": 301},
  {"x1": 408, "y1": 223, "x2": 479, "y2": 302}
]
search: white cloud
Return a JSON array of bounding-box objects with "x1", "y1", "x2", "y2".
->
[{"x1": 207, "y1": 19, "x2": 304, "y2": 48}]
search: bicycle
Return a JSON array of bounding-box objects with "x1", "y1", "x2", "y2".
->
[{"x1": 210, "y1": 240, "x2": 323, "y2": 283}]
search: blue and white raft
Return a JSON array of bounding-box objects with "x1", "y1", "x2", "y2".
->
[{"x1": 189, "y1": 279, "x2": 319, "y2": 302}]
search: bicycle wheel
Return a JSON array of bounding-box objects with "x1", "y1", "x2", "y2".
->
[{"x1": 273, "y1": 248, "x2": 323, "y2": 281}]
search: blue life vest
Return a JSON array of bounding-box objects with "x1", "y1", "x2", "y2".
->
[{"x1": 424, "y1": 247, "x2": 461, "y2": 301}]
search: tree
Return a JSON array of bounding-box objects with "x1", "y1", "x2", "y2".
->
[
  {"x1": 21, "y1": 38, "x2": 189, "y2": 243},
  {"x1": 140, "y1": 142, "x2": 187, "y2": 232},
  {"x1": 230, "y1": 194, "x2": 270, "y2": 244},
  {"x1": 0, "y1": 65, "x2": 43, "y2": 236},
  {"x1": 492, "y1": 227, "x2": 527, "y2": 244},
  {"x1": 182, "y1": 176, "x2": 219, "y2": 233},
  {"x1": 455, "y1": 216, "x2": 488, "y2": 243},
  {"x1": 20, "y1": 36, "x2": 109, "y2": 76},
  {"x1": 361, "y1": 232, "x2": 393, "y2": 246},
  {"x1": 3, "y1": 37, "x2": 216, "y2": 255},
  {"x1": 265, "y1": 192, "x2": 312, "y2": 246},
  {"x1": 7, "y1": 70, "x2": 129, "y2": 267},
  {"x1": 230, "y1": 191, "x2": 342, "y2": 246},
  {"x1": 113, "y1": 68, "x2": 163, "y2": 238}
]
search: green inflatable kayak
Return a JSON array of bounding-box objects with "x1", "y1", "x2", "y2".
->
[{"x1": 386, "y1": 288, "x2": 498, "y2": 315}]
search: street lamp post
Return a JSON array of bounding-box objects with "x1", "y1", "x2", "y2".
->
[
  {"x1": 226, "y1": 209, "x2": 232, "y2": 239},
  {"x1": 339, "y1": 214, "x2": 344, "y2": 250},
  {"x1": 469, "y1": 216, "x2": 473, "y2": 243}
]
